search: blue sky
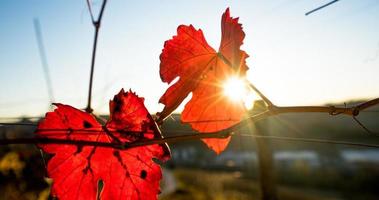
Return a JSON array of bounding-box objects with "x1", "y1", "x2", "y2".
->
[{"x1": 0, "y1": 0, "x2": 378, "y2": 118}]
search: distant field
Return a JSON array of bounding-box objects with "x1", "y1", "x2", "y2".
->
[{"x1": 160, "y1": 168, "x2": 377, "y2": 200}]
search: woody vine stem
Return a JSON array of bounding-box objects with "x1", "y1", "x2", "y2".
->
[
  {"x1": 1, "y1": 98, "x2": 379, "y2": 148},
  {"x1": 85, "y1": 0, "x2": 107, "y2": 113},
  {"x1": 1, "y1": 0, "x2": 379, "y2": 149}
]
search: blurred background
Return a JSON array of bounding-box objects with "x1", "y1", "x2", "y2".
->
[{"x1": 0, "y1": 0, "x2": 379, "y2": 199}]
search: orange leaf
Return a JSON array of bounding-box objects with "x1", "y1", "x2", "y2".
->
[{"x1": 158, "y1": 8, "x2": 248, "y2": 153}]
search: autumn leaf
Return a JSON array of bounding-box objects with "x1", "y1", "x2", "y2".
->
[
  {"x1": 158, "y1": 8, "x2": 248, "y2": 154},
  {"x1": 35, "y1": 89, "x2": 170, "y2": 200}
]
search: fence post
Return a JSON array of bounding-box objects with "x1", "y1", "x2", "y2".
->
[{"x1": 253, "y1": 100, "x2": 278, "y2": 200}]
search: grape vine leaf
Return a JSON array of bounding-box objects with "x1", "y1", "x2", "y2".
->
[
  {"x1": 35, "y1": 89, "x2": 170, "y2": 200},
  {"x1": 158, "y1": 8, "x2": 248, "y2": 154}
]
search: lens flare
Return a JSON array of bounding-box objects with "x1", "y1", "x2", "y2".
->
[{"x1": 223, "y1": 77, "x2": 248, "y2": 102}]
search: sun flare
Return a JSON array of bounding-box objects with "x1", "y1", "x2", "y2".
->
[
  {"x1": 223, "y1": 77, "x2": 248, "y2": 102},
  {"x1": 223, "y1": 77, "x2": 258, "y2": 109}
]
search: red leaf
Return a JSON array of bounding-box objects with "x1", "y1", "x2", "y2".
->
[
  {"x1": 158, "y1": 8, "x2": 248, "y2": 154},
  {"x1": 36, "y1": 89, "x2": 170, "y2": 200}
]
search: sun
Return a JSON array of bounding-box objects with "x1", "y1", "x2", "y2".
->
[
  {"x1": 222, "y1": 77, "x2": 258, "y2": 109},
  {"x1": 223, "y1": 77, "x2": 248, "y2": 102}
]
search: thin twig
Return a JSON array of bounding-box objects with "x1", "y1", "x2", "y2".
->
[
  {"x1": 38, "y1": 149, "x2": 47, "y2": 174},
  {"x1": 247, "y1": 82, "x2": 273, "y2": 107},
  {"x1": 0, "y1": 116, "x2": 42, "y2": 121},
  {"x1": 85, "y1": 0, "x2": 108, "y2": 113},
  {"x1": 355, "y1": 98, "x2": 379, "y2": 113},
  {"x1": 270, "y1": 98, "x2": 379, "y2": 116},
  {"x1": 86, "y1": 0, "x2": 95, "y2": 24},
  {"x1": 240, "y1": 134, "x2": 379, "y2": 148},
  {"x1": 353, "y1": 116, "x2": 377, "y2": 135},
  {"x1": 0, "y1": 138, "x2": 117, "y2": 148},
  {"x1": 33, "y1": 18, "x2": 55, "y2": 105},
  {"x1": 0, "y1": 123, "x2": 38, "y2": 126},
  {"x1": 96, "y1": 0, "x2": 108, "y2": 23},
  {"x1": 305, "y1": 0, "x2": 340, "y2": 16}
]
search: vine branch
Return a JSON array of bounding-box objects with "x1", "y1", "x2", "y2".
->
[
  {"x1": 0, "y1": 97, "x2": 378, "y2": 148},
  {"x1": 0, "y1": 131, "x2": 378, "y2": 149}
]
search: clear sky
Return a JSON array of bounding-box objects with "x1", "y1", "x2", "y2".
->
[{"x1": 0, "y1": 0, "x2": 378, "y2": 118}]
